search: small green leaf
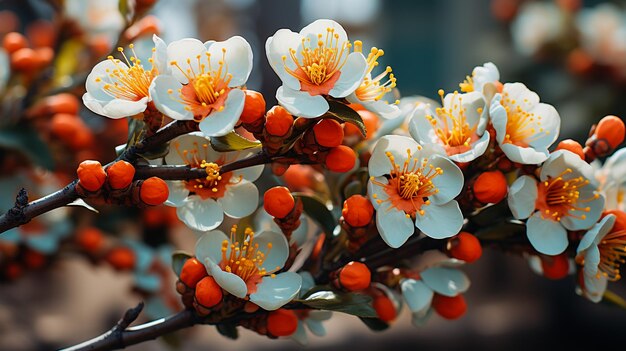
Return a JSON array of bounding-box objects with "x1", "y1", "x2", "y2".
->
[
  {"x1": 171, "y1": 251, "x2": 193, "y2": 277},
  {"x1": 298, "y1": 290, "x2": 377, "y2": 318},
  {"x1": 327, "y1": 101, "x2": 366, "y2": 137},
  {"x1": 216, "y1": 323, "x2": 239, "y2": 339},
  {"x1": 210, "y1": 132, "x2": 261, "y2": 152},
  {"x1": 293, "y1": 193, "x2": 337, "y2": 235},
  {"x1": 602, "y1": 290, "x2": 626, "y2": 309},
  {"x1": 359, "y1": 317, "x2": 389, "y2": 331},
  {"x1": 0, "y1": 126, "x2": 54, "y2": 170}
]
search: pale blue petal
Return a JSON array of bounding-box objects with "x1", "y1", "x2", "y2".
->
[
  {"x1": 376, "y1": 202, "x2": 414, "y2": 248},
  {"x1": 276, "y1": 86, "x2": 329, "y2": 118},
  {"x1": 205, "y1": 258, "x2": 248, "y2": 298},
  {"x1": 526, "y1": 212, "x2": 568, "y2": 255},
  {"x1": 507, "y1": 175, "x2": 538, "y2": 220},
  {"x1": 416, "y1": 201, "x2": 463, "y2": 239},
  {"x1": 249, "y1": 271, "x2": 302, "y2": 311},
  {"x1": 195, "y1": 229, "x2": 229, "y2": 264},
  {"x1": 400, "y1": 279, "x2": 433, "y2": 314},
  {"x1": 421, "y1": 267, "x2": 470, "y2": 297},
  {"x1": 253, "y1": 231, "x2": 289, "y2": 273}
]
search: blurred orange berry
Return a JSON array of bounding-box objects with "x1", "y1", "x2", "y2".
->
[
  {"x1": 373, "y1": 293, "x2": 397, "y2": 323},
  {"x1": 342, "y1": 195, "x2": 374, "y2": 227},
  {"x1": 106, "y1": 247, "x2": 136, "y2": 271},
  {"x1": 180, "y1": 257, "x2": 208, "y2": 288},
  {"x1": 140, "y1": 177, "x2": 169, "y2": 206},
  {"x1": 26, "y1": 20, "x2": 56, "y2": 48},
  {"x1": 24, "y1": 249, "x2": 46, "y2": 269},
  {"x1": 76, "y1": 227, "x2": 105, "y2": 253},
  {"x1": 107, "y1": 161, "x2": 136, "y2": 190},
  {"x1": 448, "y1": 232, "x2": 482, "y2": 263},
  {"x1": 267, "y1": 309, "x2": 298, "y2": 337},
  {"x1": 556, "y1": 139, "x2": 584, "y2": 160},
  {"x1": 567, "y1": 49, "x2": 593, "y2": 75},
  {"x1": 240, "y1": 90, "x2": 266, "y2": 124},
  {"x1": 263, "y1": 186, "x2": 295, "y2": 218},
  {"x1": 265, "y1": 105, "x2": 293, "y2": 137},
  {"x1": 10, "y1": 47, "x2": 38, "y2": 71},
  {"x1": 34, "y1": 47, "x2": 54, "y2": 67},
  {"x1": 473, "y1": 170, "x2": 507, "y2": 204},
  {"x1": 195, "y1": 276, "x2": 223, "y2": 308},
  {"x1": 325, "y1": 145, "x2": 356, "y2": 172},
  {"x1": 432, "y1": 294, "x2": 467, "y2": 320},
  {"x1": 339, "y1": 261, "x2": 371, "y2": 291},
  {"x1": 3, "y1": 32, "x2": 27, "y2": 54},
  {"x1": 46, "y1": 94, "x2": 80, "y2": 115},
  {"x1": 77, "y1": 160, "x2": 107, "y2": 192},
  {"x1": 313, "y1": 118, "x2": 344, "y2": 147}
]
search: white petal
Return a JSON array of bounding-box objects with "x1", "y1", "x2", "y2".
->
[
  {"x1": 429, "y1": 155, "x2": 463, "y2": 205},
  {"x1": 265, "y1": 29, "x2": 303, "y2": 91},
  {"x1": 560, "y1": 194, "x2": 604, "y2": 231},
  {"x1": 219, "y1": 181, "x2": 258, "y2": 219},
  {"x1": 367, "y1": 177, "x2": 389, "y2": 210},
  {"x1": 507, "y1": 175, "x2": 538, "y2": 219},
  {"x1": 489, "y1": 94, "x2": 508, "y2": 144},
  {"x1": 376, "y1": 202, "x2": 414, "y2": 248},
  {"x1": 305, "y1": 318, "x2": 327, "y2": 337},
  {"x1": 300, "y1": 19, "x2": 348, "y2": 45},
  {"x1": 502, "y1": 82, "x2": 539, "y2": 108},
  {"x1": 166, "y1": 38, "x2": 207, "y2": 84},
  {"x1": 359, "y1": 98, "x2": 402, "y2": 120},
  {"x1": 368, "y1": 135, "x2": 419, "y2": 177},
  {"x1": 408, "y1": 104, "x2": 437, "y2": 145},
  {"x1": 459, "y1": 91, "x2": 485, "y2": 128},
  {"x1": 205, "y1": 258, "x2": 248, "y2": 298},
  {"x1": 152, "y1": 34, "x2": 169, "y2": 75},
  {"x1": 527, "y1": 103, "x2": 560, "y2": 149},
  {"x1": 149, "y1": 75, "x2": 194, "y2": 120},
  {"x1": 416, "y1": 201, "x2": 463, "y2": 239},
  {"x1": 581, "y1": 273, "x2": 608, "y2": 303},
  {"x1": 526, "y1": 212, "x2": 568, "y2": 255},
  {"x1": 583, "y1": 245, "x2": 601, "y2": 277},
  {"x1": 421, "y1": 267, "x2": 470, "y2": 297},
  {"x1": 400, "y1": 279, "x2": 433, "y2": 314},
  {"x1": 85, "y1": 59, "x2": 126, "y2": 102},
  {"x1": 176, "y1": 196, "x2": 224, "y2": 231},
  {"x1": 276, "y1": 86, "x2": 329, "y2": 118},
  {"x1": 199, "y1": 88, "x2": 245, "y2": 137},
  {"x1": 195, "y1": 230, "x2": 229, "y2": 264},
  {"x1": 249, "y1": 272, "x2": 302, "y2": 311},
  {"x1": 500, "y1": 143, "x2": 549, "y2": 165},
  {"x1": 164, "y1": 134, "x2": 213, "y2": 165},
  {"x1": 251, "y1": 231, "x2": 289, "y2": 273},
  {"x1": 292, "y1": 322, "x2": 308, "y2": 345},
  {"x1": 448, "y1": 132, "x2": 490, "y2": 163},
  {"x1": 165, "y1": 181, "x2": 189, "y2": 207},
  {"x1": 208, "y1": 36, "x2": 252, "y2": 87},
  {"x1": 328, "y1": 52, "x2": 367, "y2": 98},
  {"x1": 577, "y1": 214, "x2": 615, "y2": 253}
]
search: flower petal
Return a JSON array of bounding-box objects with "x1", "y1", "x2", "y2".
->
[
  {"x1": 507, "y1": 175, "x2": 538, "y2": 219},
  {"x1": 329, "y1": 52, "x2": 367, "y2": 98},
  {"x1": 152, "y1": 34, "x2": 169, "y2": 75},
  {"x1": 300, "y1": 19, "x2": 348, "y2": 45},
  {"x1": 249, "y1": 272, "x2": 302, "y2": 311},
  {"x1": 195, "y1": 229, "x2": 229, "y2": 264},
  {"x1": 205, "y1": 258, "x2": 248, "y2": 298},
  {"x1": 448, "y1": 131, "x2": 490, "y2": 163},
  {"x1": 207, "y1": 36, "x2": 252, "y2": 87},
  {"x1": 500, "y1": 143, "x2": 549, "y2": 164},
  {"x1": 358, "y1": 98, "x2": 402, "y2": 120},
  {"x1": 560, "y1": 193, "x2": 604, "y2": 231},
  {"x1": 253, "y1": 231, "x2": 289, "y2": 273},
  {"x1": 276, "y1": 86, "x2": 329, "y2": 118},
  {"x1": 416, "y1": 201, "x2": 463, "y2": 239},
  {"x1": 368, "y1": 135, "x2": 419, "y2": 177},
  {"x1": 166, "y1": 38, "x2": 207, "y2": 84},
  {"x1": 165, "y1": 181, "x2": 189, "y2": 207},
  {"x1": 149, "y1": 75, "x2": 194, "y2": 120},
  {"x1": 526, "y1": 212, "x2": 568, "y2": 255},
  {"x1": 265, "y1": 29, "x2": 303, "y2": 91},
  {"x1": 176, "y1": 196, "x2": 224, "y2": 231},
  {"x1": 577, "y1": 214, "x2": 615, "y2": 254},
  {"x1": 376, "y1": 202, "x2": 414, "y2": 248},
  {"x1": 400, "y1": 279, "x2": 433, "y2": 314},
  {"x1": 164, "y1": 134, "x2": 212, "y2": 165},
  {"x1": 367, "y1": 177, "x2": 389, "y2": 210},
  {"x1": 429, "y1": 155, "x2": 464, "y2": 205},
  {"x1": 219, "y1": 181, "x2": 258, "y2": 219},
  {"x1": 421, "y1": 267, "x2": 470, "y2": 296},
  {"x1": 199, "y1": 88, "x2": 245, "y2": 137}
]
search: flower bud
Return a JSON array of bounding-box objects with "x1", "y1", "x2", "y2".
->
[
  {"x1": 267, "y1": 309, "x2": 298, "y2": 337},
  {"x1": 473, "y1": 171, "x2": 507, "y2": 204},
  {"x1": 76, "y1": 227, "x2": 105, "y2": 253},
  {"x1": 342, "y1": 195, "x2": 374, "y2": 227},
  {"x1": 265, "y1": 105, "x2": 293, "y2": 137},
  {"x1": 77, "y1": 160, "x2": 107, "y2": 192},
  {"x1": 594, "y1": 115, "x2": 625, "y2": 150},
  {"x1": 338, "y1": 261, "x2": 371, "y2": 291},
  {"x1": 140, "y1": 177, "x2": 169, "y2": 206},
  {"x1": 180, "y1": 257, "x2": 208, "y2": 288},
  {"x1": 240, "y1": 90, "x2": 266, "y2": 124},
  {"x1": 432, "y1": 294, "x2": 467, "y2": 320},
  {"x1": 325, "y1": 145, "x2": 356, "y2": 173},
  {"x1": 447, "y1": 232, "x2": 482, "y2": 263},
  {"x1": 3, "y1": 32, "x2": 28, "y2": 54},
  {"x1": 107, "y1": 161, "x2": 136, "y2": 190},
  {"x1": 373, "y1": 293, "x2": 397, "y2": 323},
  {"x1": 106, "y1": 247, "x2": 136, "y2": 271},
  {"x1": 556, "y1": 139, "x2": 584, "y2": 160},
  {"x1": 263, "y1": 186, "x2": 295, "y2": 218},
  {"x1": 10, "y1": 47, "x2": 38, "y2": 71},
  {"x1": 195, "y1": 276, "x2": 223, "y2": 308},
  {"x1": 46, "y1": 94, "x2": 80, "y2": 115},
  {"x1": 540, "y1": 253, "x2": 569, "y2": 280},
  {"x1": 313, "y1": 119, "x2": 344, "y2": 147}
]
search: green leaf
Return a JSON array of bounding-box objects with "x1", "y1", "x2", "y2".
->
[
  {"x1": 298, "y1": 289, "x2": 377, "y2": 318},
  {"x1": 359, "y1": 317, "x2": 389, "y2": 331},
  {"x1": 216, "y1": 323, "x2": 239, "y2": 339},
  {"x1": 293, "y1": 193, "x2": 337, "y2": 235},
  {"x1": 327, "y1": 101, "x2": 366, "y2": 137},
  {"x1": 0, "y1": 126, "x2": 54, "y2": 170},
  {"x1": 210, "y1": 132, "x2": 261, "y2": 152},
  {"x1": 171, "y1": 251, "x2": 192, "y2": 277},
  {"x1": 602, "y1": 290, "x2": 626, "y2": 309}
]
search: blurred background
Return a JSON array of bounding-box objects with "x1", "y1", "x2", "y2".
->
[{"x1": 1, "y1": 0, "x2": 626, "y2": 350}]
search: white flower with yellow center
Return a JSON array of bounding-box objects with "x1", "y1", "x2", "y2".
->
[
  {"x1": 164, "y1": 134, "x2": 263, "y2": 231},
  {"x1": 346, "y1": 43, "x2": 401, "y2": 120},
  {"x1": 409, "y1": 90, "x2": 489, "y2": 163},
  {"x1": 150, "y1": 36, "x2": 253, "y2": 136},
  {"x1": 83, "y1": 35, "x2": 168, "y2": 119},
  {"x1": 266, "y1": 19, "x2": 367, "y2": 118},
  {"x1": 367, "y1": 135, "x2": 464, "y2": 247},
  {"x1": 490, "y1": 83, "x2": 560, "y2": 164},
  {"x1": 508, "y1": 150, "x2": 605, "y2": 255},
  {"x1": 595, "y1": 148, "x2": 626, "y2": 211},
  {"x1": 459, "y1": 62, "x2": 500, "y2": 96},
  {"x1": 64, "y1": 0, "x2": 124, "y2": 49},
  {"x1": 195, "y1": 226, "x2": 302, "y2": 311}
]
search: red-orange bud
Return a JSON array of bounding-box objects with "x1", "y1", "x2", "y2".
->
[
  {"x1": 595, "y1": 115, "x2": 625, "y2": 149},
  {"x1": 107, "y1": 161, "x2": 136, "y2": 189},
  {"x1": 140, "y1": 177, "x2": 169, "y2": 206},
  {"x1": 3, "y1": 32, "x2": 27, "y2": 54},
  {"x1": 325, "y1": 145, "x2": 356, "y2": 173},
  {"x1": 106, "y1": 247, "x2": 136, "y2": 270},
  {"x1": 373, "y1": 293, "x2": 397, "y2": 322},
  {"x1": 180, "y1": 257, "x2": 208, "y2": 288},
  {"x1": 77, "y1": 160, "x2": 107, "y2": 192},
  {"x1": 240, "y1": 90, "x2": 266, "y2": 124},
  {"x1": 313, "y1": 118, "x2": 344, "y2": 147},
  {"x1": 339, "y1": 261, "x2": 371, "y2": 291},
  {"x1": 540, "y1": 253, "x2": 569, "y2": 280},
  {"x1": 263, "y1": 186, "x2": 295, "y2": 218},
  {"x1": 473, "y1": 170, "x2": 507, "y2": 204},
  {"x1": 342, "y1": 195, "x2": 374, "y2": 227},
  {"x1": 76, "y1": 227, "x2": 105, "y2": 253},
  {"x1": 556, "y1": 139, "x2": 584, "y2": 160},
  {"x1": 448, "y1": 232, "x2": 482, "y2": 263},
  {"x1": 265, "y1": 105, "x2": 293, "y2": 137},
  {"x1": 432, "y1": 294, "x2": 467, "y2": 320},
  {"x1": 10, "y1": 47, "x2": 38, "y2": 71},
  {"x1": 195, "y1": 276, "x2": 223, "y2": 308},
  {"x1": 267, "y1": 309, "x2": 298, "y2": 337}
]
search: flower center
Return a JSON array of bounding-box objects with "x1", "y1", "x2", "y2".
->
[
  {"x1": 352, "y1": 42, "x2": 398, "y2": 103},
  {"x1": 426, "y1": 90, "x2": 479, "y2": 153},
  {"x1": 500, "y1": 92, "x2": 549, "y2": 147},
  {"x1": 282, "y1": 27, "x2": 351, "y2": 95},
  {"x1": 535, "y1": 168, "x2": 598, "y2": 221},
  {"x1": 96, "y1": 44, "x2": 156, "y2": 101},
  {"x1": 596, "y1": 229, "x2": 626, "y2": 281},
  {"x1": 370, "y1": 148, "x2": 442, "y2": 216},
  {"x1": 459, "y1": 75, "x2": 474, "y2": 93},
  {"x1": 172, "y1": 140, "x2": 238, "y2": 199},
  {"x1": 168, "y1": 48, "x2": 232, "y2": 120},
  {"x1": 220, "y1": 226, "x2": 274, "y2": 284}
]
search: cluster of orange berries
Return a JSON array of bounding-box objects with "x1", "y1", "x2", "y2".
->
[{"x1": 2, "y1": 23, "x2": 55, "y2": 74}]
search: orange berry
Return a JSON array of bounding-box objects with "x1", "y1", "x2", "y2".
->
[
  {"x1": 373, "y1": 293, "x2": 397, "y2": 323},
  {"x1": 473, "y1": 171, "x2": 507, "y2": 204},
  {"x1": 594, "y1": 115, "x2": 625, "y2": 150},
  {"x1": 10, "y1": 47, "x2": 38, "y2": 71},
  {"x1": 432, "y1": 294, "x2": 467, "y2": 320},
  {"x1": 540, "y1": 253, "x2": 569, "y2": 280},
  {"x1": 180, "y1": 257, "x2": 208, "y2": 288},
  {"x1": 358, "y1": 110, "x2": 380, "y2": 139},
  {"x1": 342, "y1": 195, "x2": 374, "y2": 227},
  {"x1": 140, "y1": 177, "x2": 169, "y2": 206},
  {"x1": 339, "y1": 261, "x2": 371, "y2": 291},
  {"x1": 448, "y1": 232, "x2": 482, "y2": 263},
  {"x1": 240, "y1": 90, "x2": 266, "y2": 124},
  {"x1": 24, "y1": 249, "x2": 46, "y2": 269},
  {"x1": 46, "y1": 93, "x2": 80, "y2": 115},
  {"x1": 265, "y1": 105, "x2": 293, "y2": 136},
  {"x1": 263, "y1": 186, "x2": 295, "y2": 218},
  {"x1": 107, "y1": 161, "x2": 136, "y2": 190},
  {"x1": 195, "y1": 276, "x2": 223, "y2": 308},
  {"x1": 34, "y1": 46, "x2": 53, "y2": 67},
  {"x1": 3, "y1": 32, "x2": 28, "y2": 53},
  {"x1": 267, "y1": 309, "x2": 298, "y2": 337},
  {"x1": 77, "y1": 160, "x2": 107, "y2": 192},
  {"x1": 567, "y1": 49, "x2": 593, "y2": 75},
  {"x1": 76, "y1": 227, "x2": 105, "y2": 253},
  {"x1": 106, "y1": 247, "x2": 136, "y2": 270},
  {"x1": 603, "y1": 210, "x2": 626, "y2": 232},
  {"x1": 283, "y1": 164, "x2": 315, "y2": 190},
  {"x1": 556, "y1": 139, "x2": 584, "y2": 160},
  {"x1": 26, "y1": 20, "x2": 56, "y2": 48},
  {"x1": 50, "y1": 113, "x2": 79, "y2": 139},
  {"x1": 325, "y1": 145, "x2": 356, "y2": 173},
  {"x1": 313, "y1": 118, "x2": 344, "y2": 147}
]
